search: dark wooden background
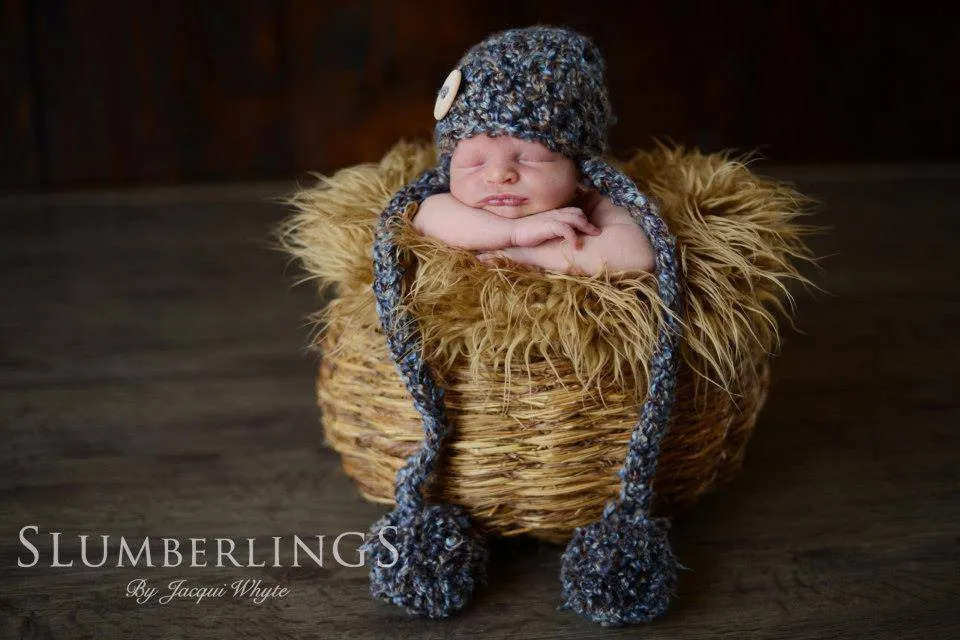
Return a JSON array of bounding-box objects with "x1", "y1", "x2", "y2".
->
[{"x1": 2, "y1": 1, "x2": 958, "y2": 191}]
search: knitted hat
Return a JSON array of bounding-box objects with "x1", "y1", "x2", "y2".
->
[{"x1": 362, "y1": 26, "x2": 685, "y2": 626}]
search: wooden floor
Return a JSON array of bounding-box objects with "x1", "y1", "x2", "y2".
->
[{"x1": 1, "y1": 167, "x2": 958, "y2": 639}]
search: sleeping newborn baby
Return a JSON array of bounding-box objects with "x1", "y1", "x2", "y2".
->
[{"x1": 412, "y1": 133, "x2": 655, "y2": 277}]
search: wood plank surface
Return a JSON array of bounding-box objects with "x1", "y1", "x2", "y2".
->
[{"x1": 0, "y1": 168, "x2": 957, "y2": 638}]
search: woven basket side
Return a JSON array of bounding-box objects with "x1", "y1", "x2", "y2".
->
[{"x1": 318, "y1": 315, "x2": 770, "y2": 544}]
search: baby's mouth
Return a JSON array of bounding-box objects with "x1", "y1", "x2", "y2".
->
[{"x1": 481, "y1": 195, "x2": 527, "y2": 207}]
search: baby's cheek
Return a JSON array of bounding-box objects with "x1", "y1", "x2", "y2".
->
[{"x1": 449, "y1": 178, "x2": 473, "y2": 204}]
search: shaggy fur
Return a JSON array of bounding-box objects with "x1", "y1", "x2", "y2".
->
[{"x1": 278, "y1": 140, "x2": 817, "y2": 406}]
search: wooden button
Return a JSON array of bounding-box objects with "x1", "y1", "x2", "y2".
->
[{"x1": 433, "y1": 68, "x2": 462, "y2": 120}]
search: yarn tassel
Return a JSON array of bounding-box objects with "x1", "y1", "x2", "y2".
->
[
  {"x1": 362, "y1": 167, "x2": 489, "y2": 618},
  {"x1": 559, "y1": 160, "x2": 685, "y2": 626}
]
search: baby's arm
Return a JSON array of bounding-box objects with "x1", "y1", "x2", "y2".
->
[
  {"x1": 411, "y1": 193, "x2": 515, "y2": 251},
  {"x1": 412, "y1": 193, "x2": 600, "y2": 252},
  {"x1": 478, "y1": 195, "x2": 655, "y2": 276}
]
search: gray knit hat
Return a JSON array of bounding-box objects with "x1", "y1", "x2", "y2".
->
[
  {"x1": 363, "y1": 26, "x2": 685, "y2": 626},
  {"x1": 434, "y1": 27, "x2": 613, "y2": 160}
]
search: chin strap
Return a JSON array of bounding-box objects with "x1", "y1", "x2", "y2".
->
[
  {"x1": 362, "y1": 164, "x2": 489, "y2": 619},
  {"x1": 558, "y1": 158, "x2": 685, "y2": 626}
]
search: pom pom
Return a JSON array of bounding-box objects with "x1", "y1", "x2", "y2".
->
[
  {"x1": 362, "y1": 503, "x2": 488, "y2": 618},
  {"x1": 559, "y1": 504, "x2": 679, "y2": 626}
]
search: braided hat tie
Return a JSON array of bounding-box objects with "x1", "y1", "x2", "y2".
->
[{"x1": 362, "y1": 26, "x2": 684, "y2": 626}]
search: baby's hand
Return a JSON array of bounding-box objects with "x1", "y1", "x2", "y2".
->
[{"x1": 510, "y1": 207, "x2": 601, "y2": 249}]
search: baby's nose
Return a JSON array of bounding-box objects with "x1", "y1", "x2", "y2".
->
[{"x1": 485, "y1": 163, "x2": 518, "y2": 184}]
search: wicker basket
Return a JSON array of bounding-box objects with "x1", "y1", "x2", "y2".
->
[{"x1": 282, "y1": 141, "x2": 813, "y2": 544}]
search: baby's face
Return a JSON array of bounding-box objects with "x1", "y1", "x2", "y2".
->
[{"x1": 449, "y1": 135, "x2": 579, "y2": 219}]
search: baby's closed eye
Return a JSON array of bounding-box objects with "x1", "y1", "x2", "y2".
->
[
  {"x1": 454, "y1": 155, "x2": 485, "y2": 168},
  {"x1": 519, "y1": 151, "x2": 558, "y2": 163}
]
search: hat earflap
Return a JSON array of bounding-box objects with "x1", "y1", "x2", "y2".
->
[
  {"x1": 363, "y1": 166, "x2": 489, "y2": 618},
  {"x1": 559, "y1": 159, "x2": 686, "y2": 626}
]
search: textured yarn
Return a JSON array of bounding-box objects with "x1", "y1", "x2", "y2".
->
[{"x1": 435, "y1": 27, "x2": 613, "y2": 160}]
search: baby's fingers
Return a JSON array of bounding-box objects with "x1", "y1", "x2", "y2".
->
[
  {"x1": 554, "y1": 222, "x2": 579, "y2": 249},
  {"x1": 567, "y1": 225, "x2": 586, "y2": 250},
  {"x1": 554, "y1": 208, "x2": 600, "y2": 236},
  {"x1": 574, "y1": 218, "x2": 601, "y2": 236}
]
